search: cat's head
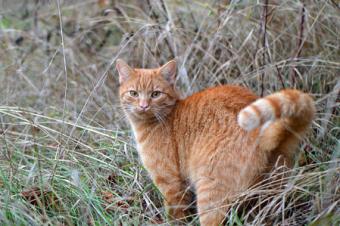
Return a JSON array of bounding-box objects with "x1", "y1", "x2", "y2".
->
[{"x1": 116, "y1": 59, "x2": 179, "y2": 122}]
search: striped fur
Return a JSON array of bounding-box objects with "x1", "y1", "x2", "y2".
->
[
  {"x1": 238, "y1": 89, "x2": 315, "y2": 131},
  {"x1": 116, "y1": 59, "x2": 315, "y2": 226}
]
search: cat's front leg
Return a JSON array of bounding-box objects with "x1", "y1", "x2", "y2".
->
[{"x1": 153, "y1": 175, "x2": 191, "y2": 223}]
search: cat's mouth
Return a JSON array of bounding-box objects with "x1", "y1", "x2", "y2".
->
[
  {"x1": 128, "y1": 107, "x2": 156, "y2": 120},
  {"x1": 136, "y1": 108, "x2": 150, "y2": 113}
]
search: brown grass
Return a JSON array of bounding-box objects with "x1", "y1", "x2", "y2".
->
[{"x1": 0, "y1": 0, "x2": 339, "y2": 225}]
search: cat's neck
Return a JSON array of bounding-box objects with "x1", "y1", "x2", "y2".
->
[
  {"x1": 130, "y1": 115, "x2": 170, "y2": 130},
  {"x1": 127, "y1": 113, "x2": 173, "y2": 144}
]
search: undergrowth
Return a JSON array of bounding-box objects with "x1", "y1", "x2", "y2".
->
[{"x1": 0, "y1": 0, "x2": 339, "y2": 225}]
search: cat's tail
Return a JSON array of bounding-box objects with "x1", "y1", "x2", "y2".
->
[
  {"x1": 237, "y1": 89, "x2": 315, "y2": 157},
  {"x1": 237, "y1": 89, "x2": 315, "y2": 132}
]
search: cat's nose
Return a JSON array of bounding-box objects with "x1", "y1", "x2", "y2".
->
[{"x1": 139, "y1": 100, "x2": 149, "y2": 111}]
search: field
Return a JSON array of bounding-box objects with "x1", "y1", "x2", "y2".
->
[{"x1": 0, "y1": 0, "x2": 339, "y2": 225}]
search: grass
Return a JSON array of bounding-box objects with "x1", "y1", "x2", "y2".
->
[{"x1": 0, "y1": 0, "x2": 339, "y2": 225}]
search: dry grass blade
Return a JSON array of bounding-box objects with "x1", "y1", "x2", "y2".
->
[{"x1": 0, "y1": 0, "x2": 339, "y2": 225}]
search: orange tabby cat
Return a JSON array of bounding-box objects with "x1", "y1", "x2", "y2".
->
[{"x1": 116, "y1": 59, "x2": 315, "y2": 225}]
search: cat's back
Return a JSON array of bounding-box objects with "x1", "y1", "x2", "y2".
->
[
  {"x1": 177, "y1": 85, "x2": 258, "y2": 115},
  {"x1": 171, "y1": 85, "x2": 259, "y2": 144}
]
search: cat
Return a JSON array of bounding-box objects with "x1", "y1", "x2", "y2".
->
[{"x1": 116, "y1": 59, "x2": 315, "y2": 226}]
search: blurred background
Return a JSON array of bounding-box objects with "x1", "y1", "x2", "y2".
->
[{"x1": 0, "y1": 0, "x2": 339, "y2": 225}]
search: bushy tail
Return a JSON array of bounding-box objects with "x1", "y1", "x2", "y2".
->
[
  {"x1": 238, "y1": 89, "x2": 315, "y2": 132},
  {"x1": 237, "y1": 89, "x2": 315, "y2": 163}
]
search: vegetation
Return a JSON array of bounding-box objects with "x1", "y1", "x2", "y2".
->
[{"x1": 0, "y1": 0, "x2": 339, "y2": 225}]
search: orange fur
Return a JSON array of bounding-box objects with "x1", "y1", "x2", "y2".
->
[{"x1": 116, "y1": 59, "x2": 315, "y2": 226}]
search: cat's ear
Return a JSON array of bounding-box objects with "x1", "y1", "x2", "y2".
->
[
  {"x1": 116, "y1": 59, "x2": 133, "y2": 84},
  {"x1": 159, "y1": 60, "x2": 177, "y2": 85}
]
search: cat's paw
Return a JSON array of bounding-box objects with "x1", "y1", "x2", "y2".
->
[{"x1": 237, "y1": 108, "x2": 260, "y2": 131}]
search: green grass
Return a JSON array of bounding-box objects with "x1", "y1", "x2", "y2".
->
[{"x1": 0, "y1": 0, "x2": 339, "y2": 225}]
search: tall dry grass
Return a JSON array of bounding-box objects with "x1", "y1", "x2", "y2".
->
[{"x1": 0, "y1": 0, "x2": 339, "y2": 225}]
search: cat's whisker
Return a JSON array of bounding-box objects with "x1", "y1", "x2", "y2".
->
[
  {"x1": 115, "y1": 111, "x2": 129, "y2": 122},
  {"x1": 121, "y1": 104, "x2": 135, "y2": 113},
  {"x1": 151, "y1": 107, "x2": 168, "y2": 120},
  {"x1": 153, "y1": 110, "x2": 168, "y2": 129}
]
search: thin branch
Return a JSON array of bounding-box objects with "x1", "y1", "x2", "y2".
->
[
  {"x1": 290, "y1": 3, "x2": 306, "y2": 86},
  {"x1": 260, "y1": 0, "x2": 269, "y2": 97},
  {"x1": 275, "y1": 65, "x2": 285, "y2": 89}
]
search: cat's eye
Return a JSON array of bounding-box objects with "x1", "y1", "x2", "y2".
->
[
  {"x1": 129, "y1": 90, "x2": 138, "y2": 97},
  {"x1": 151, "y1": 91, "x2": 161, "y2": 98}
]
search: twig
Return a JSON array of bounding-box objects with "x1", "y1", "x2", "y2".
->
[
  {"x1": 290, "y1": 3, "x2": 306, "y2": 86},
  {"x1": 329, "y1": 0, "x2": 340, "y2": 11},
  {"x1": 275, "y1": 65, "x2": 285, "y2": 89},
  {"x1": 260, "y1": 0, "x2": 269, "y2": 97},
  {"x1": 255, "y1": 1, "x2": 285, "y2": 90},
  {"x1": 159, "y1": 0, "x2": 169, "y2": 20}
]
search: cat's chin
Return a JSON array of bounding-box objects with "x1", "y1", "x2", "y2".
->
[{"x1": 127, "y1": 111, "x2": 157, "y2": 122}]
